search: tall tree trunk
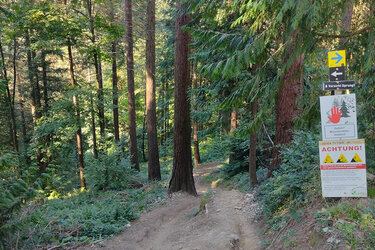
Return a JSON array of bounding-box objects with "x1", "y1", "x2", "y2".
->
[
  {"x1": 41, "y1": 51, "x2": 49, "y2": 112},
  {"x1": 25, "y1": 34, "x2": 42, "y2": 124},
  {"x1": 40, "y1": 51, "x2": 50, "y2": 173},
  {"x1": 0, "y1": 39, "x2": 18, "y2": 152},
  {"x1": 90, "y1": 95, "x2": 98, "y2": 159},
  {"x1": 68, "y1": 39, "x2": 87, "y2": 189},
  {"x1": 228, "y1": 106, "x2": 237, "y2": 164},
  {"x1": 165, "y1": 79, "x2": 169, "y2": 142},
  {"x1": 25, "y1": 33, "x2": 44, "y2": 176},
  {"x1": 19, "y1": 96, "x2": 29, "y2": 165},
  {"x1": 125, "y1": 0, "x2": 139, "y2": 170},
  {"x1": 87, "y1": 0, "x2": 105, "y2": 138},
  {"x1": 249, "y1": 101, "x2": 258, "y2": 187},
  {"x1": 142, "y1": 104, "x2": 147, "y2": 161},
  {"x1": 169, "y1": 3, "x2": 197, "y2": 195},
  {"x1": 192, "y1": 63, "x2": 200, "y2": 166},
  {"x1": 146, "y1": 0, "x2": 161, "y2": 180},
  {"x1": 111, "y1": 40, "x2": 119, "y2": 143},
  {"x1": 269, "y1": 29, "x2": 305, "y2": 178},
  {"x1": 339, "y1": 0, "x2": 353, "y2": 46}
]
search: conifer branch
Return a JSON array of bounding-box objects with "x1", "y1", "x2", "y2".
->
[{"x1": 314, "y1": 26, "x2": 371, "y2": 38}]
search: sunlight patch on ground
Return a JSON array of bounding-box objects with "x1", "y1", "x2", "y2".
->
[{"x1": 211, "y1": 179, "x2": 222, "y2": 188}]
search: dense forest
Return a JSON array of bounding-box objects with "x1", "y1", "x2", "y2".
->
[{"x1": 1, "y1": 0, "x2": 375, "y2": 249}]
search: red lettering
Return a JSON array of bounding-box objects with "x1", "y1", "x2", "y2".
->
[{"x1": 322, "y1": 147, "x2": 327, "y2": 152}]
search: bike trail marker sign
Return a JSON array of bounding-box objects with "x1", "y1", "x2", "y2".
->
[
  {"x1": 319, "y1": 139, "x2": 367, "y2": 197},
  {"x1": 320, "y1": 94, "x2": 357, "y2": 140},
  {"x1": 328, "y1": 50, "x2": 346, "y2": 68}
]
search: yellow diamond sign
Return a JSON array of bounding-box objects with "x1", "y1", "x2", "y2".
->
[{"x1": 328, "y1": 50, "x2": 346, "y2": 67}]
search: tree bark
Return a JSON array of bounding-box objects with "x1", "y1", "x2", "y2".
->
[
  {"x1": 269, "y1": 29, "x2": 305, "y2": 178},
  {"x1": 111, "y1": 40, "x2": 119, "y2": 143},
  {"x1": 339, "y1": 0, "x2": 353, "y2": 46},
  {"x1": 249, "y1": 101, "x2": 258, "y2": 187},
  {"x1": 41, "y1": 51, "x2": 49, "y2": 112},
  {"x1": 142, "y1": 105, "x2": 147, "y2": 162},
  {"x1": 0, "y1": 39, "x2": 18, "y2": 152},
  {"x1": 87, "y1": 0, "x2": 105, "y2": 138},
  {"x1": 169, "y1": 3, "x2": 197, "y2": 195},
  {"x1": 192, "y1": 63, "x2": 201, "y2": 166},
  {"x1": 68, "y1": 39, "x2": 87, "y2": 189},
  {"x1": 125, "y1": 0, "x2": 140, "y2": 170},
  {"x1": 90, "y1": 95, "x2": 98, "y2": 159},
  {"x1": 146, "y1": 0, "x2": 161, "y2": 180},
  {"x1": 228, "y1": 105, "x2": 237, "y2": 164}
]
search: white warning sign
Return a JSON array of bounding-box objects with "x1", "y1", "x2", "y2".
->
[
  {"x1": 319, "y1": 139, "x2": 367, "y2": 197},
  {"x1": 320, "y1": 94, "x2": 357, "y2": 140}
]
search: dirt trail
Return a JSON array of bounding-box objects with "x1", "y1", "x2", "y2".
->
[{"x1": 87, "y1": 162, "x2": 260, "y2": 250}]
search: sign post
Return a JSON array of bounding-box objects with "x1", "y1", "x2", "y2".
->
[{"x1": 318, "y1": 50, "x2": 367, "y2": 197}]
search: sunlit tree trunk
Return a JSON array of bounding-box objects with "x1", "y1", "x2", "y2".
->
[
  {"x1": 146, "y1": 0, "x2": 161, "y2": 180},
  {"x1": 228, "y1": 106, "x2": 237, "y2": 164},
  {"x1": 192, "y1": 62, "x2": 201, "y2": 166},
  {"x1": 169, "y1": 3, "x2": 197, "y2": 195},
  {"x1": 125, "y1": 0, "x2": 140, "y2": 170}
]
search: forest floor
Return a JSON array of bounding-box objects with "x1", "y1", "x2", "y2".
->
[{"x1": 82, "y1": 162, "x2": 260, "y2": 250}]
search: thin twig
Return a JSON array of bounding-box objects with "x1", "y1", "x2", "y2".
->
[
  {"x1": 262, "y1": 121, "x2": 274, "y2": 147},
  {"x1": 314, "y1": 26, "x2": 371, "y2": 38}
]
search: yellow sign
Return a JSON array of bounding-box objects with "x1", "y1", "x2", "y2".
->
[
  {"x1": 323, "y1": 154, "x2": 334, "y2": 163},
  {"x1": 328, "y1": 50, "x2": 346, "y2": 67},
  {"x1": 337, "y1": 153, "x2": 349, "y2": 163},
  {"x1": 351, "y1": 153, "x2": 363, "y2": 163}
]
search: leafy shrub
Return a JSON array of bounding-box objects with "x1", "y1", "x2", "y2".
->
[
  {"x1": 2, "y1": 182, "x2": 167, "y2": 249},
  {"x1": 258, "y1": 131, "x2": 321, "y2": 217},
  {"x1": 85, "y1": 150, "x2": 140, "y2": 191}
]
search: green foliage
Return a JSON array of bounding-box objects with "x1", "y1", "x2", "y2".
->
[
  {"x1": 258, "y1": 131, "x2": 320, "y2": 217},
  {"x1": 85, "y1": 149, "x2": 138, "y2": 191},
  {"x1": 2, "y1": 183, "x2": 167, "y2": 249},
  {"x1": 316, "y1": 200, "x2": 375, "y2": 248}
]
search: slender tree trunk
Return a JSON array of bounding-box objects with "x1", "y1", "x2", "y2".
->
[
  {"x1": 111, "y1": 40, "x2": 119, "y2": 143},
  {"x1": 269, "y1": 29, "x2": 304, "y2": 177},
  {"x1": 87, "y1": 0, "x2": 105, "y2": 138},
  {"x1": 165, "y1": 79, "x2": 169, "y2": 141},
  {"x1": 25, "y1": 33, "x2": 45, "y2": 176},
  {"x1": 40, "y1": 51, "x2": 51, "y2": 173},
  {"x1": 192, "y1": 62, "x2": 200, "y2": 166},
  {"x1": 19, "y1": 96, "x2": 28, "y2": 165},
  {"x1": 146, "y1": 0, "x2": 161, "y2": 180},
  {"x1": 142, "y1": 104, "x2": 147, "y2": 161},
  {"x1": 68, "y1": 39, "x2": 87, "y2": 189},
  {"x1": 90, "y1": 95, "x2": 99, "y2": 159},
  {"x1": 41, "y1": 51, "x2": 49, "y2": 112},
  {"x1": 228, "y1": 106, "x2": 237, "y2": 164},
  {"x1": 125, "y1": 0, "x2": 139, "y2": 170},
  {"x1": 249, "y1": 101, "x2": 258, "y2": 187},
  {"x1": 0, "y1": 39, "x2": 18, "y2": 152},
  {"x1": 169, "y1": 3, "x2": 197, "y2": 195}
]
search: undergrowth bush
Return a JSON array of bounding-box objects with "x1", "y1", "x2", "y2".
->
[
  {"x1": 2, "y1": 182, "x2": 167, "y2": 249},
  {"x1": 85, "y1": 151, "x2": 138, "y2": 191},
  {"x1": 258, "y1": 131, "x2": 321, "y2": 218}
]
